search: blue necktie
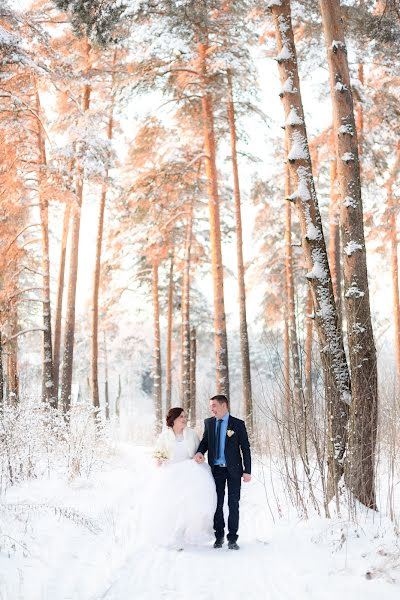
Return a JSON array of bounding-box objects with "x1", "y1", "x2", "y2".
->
[{"x1": 215, "y1": 419, "x2": 223, "y2": 460}]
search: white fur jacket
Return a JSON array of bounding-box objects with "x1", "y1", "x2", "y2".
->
[{"x1": 154, "y1": 427, "x2": 200, "y2": 460}]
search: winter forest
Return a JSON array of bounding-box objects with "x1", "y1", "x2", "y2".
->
[{"x1": 1, "y1": 0, "x2": 400, "y2": 598}]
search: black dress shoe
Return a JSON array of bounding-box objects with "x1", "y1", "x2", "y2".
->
[
  {"x1": 228, "y1": 541, "x2": 239, "y2": 550},
  {"x1": 213, "y1": 539, "x2": 224, "y2": 548}
]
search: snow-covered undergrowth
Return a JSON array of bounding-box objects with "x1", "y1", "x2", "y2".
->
[{"x1": 1, "y1": 430, "x2": 399, "y2": 600}]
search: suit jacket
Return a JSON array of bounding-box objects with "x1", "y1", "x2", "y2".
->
[{"x1": 197, "y1": 415, "x2": 251, "y2": 476}]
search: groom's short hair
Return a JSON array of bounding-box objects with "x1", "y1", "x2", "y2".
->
[{"x1": 210, "y1": 394, "x2": 229, "y2": 406}]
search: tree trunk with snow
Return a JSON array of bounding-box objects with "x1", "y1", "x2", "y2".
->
[
  {"x1": 181, "y1": 205, "x2": 193, "y2": 413},
  {"x1": 165, "y1": 252, "x2": 174, "y2": 413},
  {"x1": 189, "y1": 326, "x2": 197, "y2": 425},
  {"x1": 115, "y1": 374, "x2": 121, "y2": 420},
  {"x1": 386, "y1": 143, "x2": 400, "y2": 380},
  {"x1": 152, "y1": 261, "x2": 163, "y2": 434},
  {"x1": 35, "y1": 89, "x2": 56, "y2": 407},
  {"x1": 304, "y1": 287, "x2": 313, "y2": 408},
  {"x1": 0, "y1": 332, "x2": 3, "y2": 410},
  {"x1": 199, "y1": 40, "x2": 230, "y2": 398},
  {"x1": 269, "y1": 0, "x2": 350, "y2": 495},
  {"x1": 104, "y1": 331, "x2": 110, "y2": 420},
  {"x1": 53, "y1": 201, "x2": 71, "y2": 406},
  {"x1": 60, "y1": 39, "x2": 92, "y2": 413},
  {"x1": 91, "y1": 56, "x2": 116, "y2": 412},
  {"x1": 284, "y1": 141, "x2": 304, "y2": 443},
  {"x1": 227, "y1": 69, "x2": 252, "y2": 428},
  {"x1": 319, "y1": 0, "x2": 378, "y2": 509},
  {"x1": 328, "y1": 130, "x2": 342, "y2": 328}
]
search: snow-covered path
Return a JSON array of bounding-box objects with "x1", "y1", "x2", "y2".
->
[{"x1": 1, "y1": 444, "x2": 399, "y2": 600}]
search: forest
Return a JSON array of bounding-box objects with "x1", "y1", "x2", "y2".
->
[{"x1": 1, "y1": 1, "x2": 400, "y2": 597}]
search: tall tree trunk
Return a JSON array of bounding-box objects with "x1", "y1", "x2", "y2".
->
[
  {"x1": 60, "y1": 39, "x2": 92, "y2": 413},
  {"x1": 0, "y1": 332, "x2": 3, "y2": 410},
  {"x1": 269, "y1": 0, "x2": 350, "y2": 496},
  {"x1": 320, "y1": 0, "x2": 378, "y2": 509},
  {"x1": 283, "y1": 310, "x2": 291, "y2": 419},
  {"x1": 304, "y1": 287, "x2": 314, "y2": 408},
  {"x1": 181, "y1": 204, "x2": 193, "y2": 413},
  {"x1": 199, "y1": 40, "x2": 230, "y2": 398},
  {"x1": 189, "y1": 326, "x2": 197, "y2": 425},
  {"x1": 355, "y1": 63, "x2": 364, "y2": 175},
  {"x1": 328, "y1": 129, "x2": 342, "y2": 328},
  {"x1": 165, "y1": 252, "x2": 174, "y2": 413},
  {"x1": 115, "y1": 374, "x2": 121, "y2": 420},
  {"x1": 226, "y1": 69, "x2": 252, "y2": 427},
  {"x1": 152, "y1": 261, "x2": 162, "y2": 434},
  {"x1": 53, "y1": 200, "x2": 71, "y2": 405},
  {"x1": 104, "y1": 331, "x2": 110, "y2": 420},
  {"x1": 284, "y1": 139, "x2": 303, "y2": 434},
  {"x1": 91, "y1": 50, "x2": 117, "y2": 411},
  {"x1": 35, "y1": 88, "x2": 56, "y2": 407},
  {"x1": 386, "y1": 143, "x2": 400, "y2": 379}
]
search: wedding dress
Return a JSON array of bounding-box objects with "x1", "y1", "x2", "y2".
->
[{"x1": 142, "y1": 429, "x2": 217, "y2": 548}]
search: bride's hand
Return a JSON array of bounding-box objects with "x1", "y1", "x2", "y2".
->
[{"x1": 194, "y1": 453, "x2": 205, "y2": 464}]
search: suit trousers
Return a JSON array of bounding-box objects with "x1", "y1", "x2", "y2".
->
[{"x1": 213, "y1": 466, "x2": 241, "y2": 542}]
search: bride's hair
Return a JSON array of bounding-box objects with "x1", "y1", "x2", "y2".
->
[{"x1": 166, "y1": 407, "x2": 184, "y2": 428}]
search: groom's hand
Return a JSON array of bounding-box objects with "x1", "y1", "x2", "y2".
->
[
  {"x1": 194, "y1": 452, "x2": 205, "y2": 464},
  {"x1": 243, "y1": 473, "x2": 251, "y2": 483}
]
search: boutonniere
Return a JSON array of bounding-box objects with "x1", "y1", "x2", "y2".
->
[{"x1": 226, "y1": 429, "x2": 235, "y2": 438}]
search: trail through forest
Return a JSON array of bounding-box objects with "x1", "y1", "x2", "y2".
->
[{"x1": 1, "y1": 444, "x2": 399, "y2": 600}]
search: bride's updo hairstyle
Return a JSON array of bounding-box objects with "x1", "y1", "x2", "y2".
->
[{"x1": 166, "y1": 407, "x2": 184, "y2": 428}]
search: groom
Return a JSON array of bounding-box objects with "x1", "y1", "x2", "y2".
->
[{"x1": 194, "y1": 394, "x2": 251, "y2": 550}]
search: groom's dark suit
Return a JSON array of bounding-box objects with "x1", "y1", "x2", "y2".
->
[{"x1": 197, "y1": 415, "x2": 251, "y2": 543}]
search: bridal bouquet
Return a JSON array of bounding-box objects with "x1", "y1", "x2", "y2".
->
[{"x1": 153, "y1": 449, "x2": 169, "y2": 461}]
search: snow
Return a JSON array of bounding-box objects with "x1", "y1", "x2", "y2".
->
[
  {"x1": 345, "y1": 284, "x2": 365, "y2": 298},
  {"x1": 339, "y1": 124, "x2": 354, "y2": 136},
  {"x1": 342, "y1": 152, "x2": 355, "y2": 162},
  {"x1": 275, "y1": 45, "x2": 293, "y2": 62},
  {"x1": 288, "y1": 132, "x2": 308, "y2": 161},
  {"x1": 335, "y1": 81, "x2": 348, "y2": 92},
  {"x1": 344, "y1": 240, "x2": 363, "y2": 256},
  {"x1": 286, "y1": 107, "x2": 303, "y2": 126},
  {"x1": 281, "y1": 77, "x2": 296, "y2": 94},
  {"x1": 267, "y1": 0, "x2": 282, "y2": 7},
  {"x1": 1, "y1": 443, "x2": 399, "y2": 600},
  {"x1": 343, "y1": 195, "x2": 357, "y2": 208},
  {"x1": 306, "y1": 259, "x2": 326, "y2": 280},
  {"x1": 306, "y1": 222, "x2": 321, "y2": 241}
]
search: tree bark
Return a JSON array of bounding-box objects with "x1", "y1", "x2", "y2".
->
[
  {"x1": 304, "y1": 287, "x2": 314, "y2": 408},
  {"x1": 35, "y1": 88, "x2": 56, "y2": 407},
  {"x1": 269, "y1": 0, "x2": 350, "y2": 495},
  {"x1": 189, "y1": 326, "x2": 197, "y2": 425},
  {"x1": 199, "y1": 40, "x2": 230, "y2": 398},
  {"x1": 115, "y1": 374, "x2": 121, "y2": 420},
  {"x1": 328, "y1": 129, "x2": 342, "y2": 328},
  {"x1": 91, "y1": 49, "x2": 117, "y2": 411},
  {"x1": 181, "y1": 204, "x2": 193, "y2": 413},
  {"x1": 165, "y1": 252, "x2": 174, "y2": 413},
  {"x1": 284, "y1": 138, "x2": 303, "y2": 435},
  {"x1": 386, "y1": 143, "x2": 400, "y2": 379},
  {"x1": 53, "y1": 200, "x2": 71, "y2": 404},
  {"x1": 226, "y1": 69, "x2": 253, "y2": 428},
  {"x1": 60, "y1": 38, "x2": 92, "y2": 413},
  {"x1": 0, "y1": 332, "x2": 4, "y2": 410},
  {"x1": 104, "y1": 331, "x2": 110, "y2": 420},
  {"x1": 152, "y1": 261, "x2": 163, "y2": 434},
  {"x1": 319, "y1": 0, "x2": 378, "y2": 509}
]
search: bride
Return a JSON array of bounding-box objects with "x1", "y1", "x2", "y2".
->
[{"x1": 143, "y1": 407, "x2": 217, "y2": 548}]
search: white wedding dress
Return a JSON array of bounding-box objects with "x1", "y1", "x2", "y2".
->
[{"x1": 142, "y1": 434, "x2": 217, "y2": 548}]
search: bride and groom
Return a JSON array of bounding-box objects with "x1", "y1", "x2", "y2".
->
[{"x1": 149, "y1": 394, "x2": 251, "y2": 550}]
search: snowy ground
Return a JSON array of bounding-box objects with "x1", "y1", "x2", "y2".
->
[{"x1": 1, "y1": 443, "x2": 399, "y2": 600}]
